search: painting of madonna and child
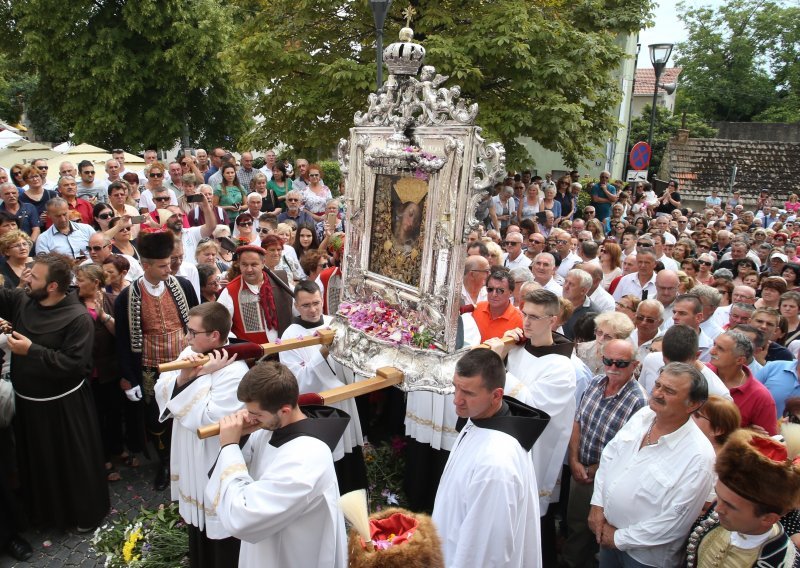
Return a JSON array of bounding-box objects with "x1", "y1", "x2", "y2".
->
[{"x1": 368, "y1": 174, "x2": 428, "y2": 288}]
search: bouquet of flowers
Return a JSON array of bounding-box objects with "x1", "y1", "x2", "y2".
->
[
  {"x1": 363, "y1": 436, "x2": 408, "y2": 513},
  {"x1": 90, "y1": 503, "x2": 189, "y2": 567},
  {"x1": 339, "y1": 301, "x2": 421, "y2": 346}
]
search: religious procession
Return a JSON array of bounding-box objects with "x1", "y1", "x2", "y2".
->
[{"x1": 1, "y1": 0, "x2": 799, "y2": 567}]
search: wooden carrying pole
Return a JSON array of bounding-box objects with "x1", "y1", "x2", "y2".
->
[
  {"x1": 157, "y1": 329, "x2": 337, "y2": 373},
  {"x1": 196, "y1": 366, "x2": 404, "y2": 439}
]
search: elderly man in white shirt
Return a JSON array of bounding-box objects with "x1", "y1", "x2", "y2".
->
[
  {"x1": 589, "y1": 362, "x2": 715, "y2": 568},
  {"x1": 531, "y1": 252, "x2": 563, "y2": 295},
  {"x1": 613, "y1": 248, "x2": 658, "y2": 302},
  {"x1": 502, "y1": 231, "x2": 531, "y2": 271},
  {"x1": 579, "y1": 262, "x2": 615, "y2": 313},
  {"x1": 552, "y1": 229, "x2": 582, "y2": 279}
]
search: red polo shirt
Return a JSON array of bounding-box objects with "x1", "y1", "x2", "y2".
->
[
  {"x1": 472, "y1": 301, "x2": 524, "y2": 343},
  {"x1": 707, "y1": 364, "x2": 778, "y2": 436}
]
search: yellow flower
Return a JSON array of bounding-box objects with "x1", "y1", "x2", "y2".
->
[{"x1": 122, "y1": 528, "x2": 143, "y2": 563}]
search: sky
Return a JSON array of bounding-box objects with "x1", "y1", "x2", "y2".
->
[{"x1": 636, "y1": 0, "x2": 728, "y2": 68}]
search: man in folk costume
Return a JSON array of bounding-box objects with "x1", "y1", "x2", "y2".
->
[
  {"x1": 279, "y1": 280, "x2": 366, "y2": 494},
  {"x1": 116, "y1": 231, "x2": 198, "y2": 491},
  {"x1": 217, "y1": 242, "x2": 292, "y2": 342},
  {"x1": 687, "y1": 429, "x2": 800, "y2": 568},
  {"x1": 205, "y1": 361, "x2": 350, "y2": 568},
  {"x1": 155, "y1": 303, "x2": 248, "y2": 568},
  {"x1": 486, "y1": 287, "x2": 577, "y2": 563},
  {"x1": 432, "y1": 348, "x2": 549, "y2": 568}
]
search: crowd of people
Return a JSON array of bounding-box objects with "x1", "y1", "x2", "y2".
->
[
  {"x1": 0, "y1": 153, "x2": 797, "y2": 568},
  {"x1": 453, "y1": 169, "x2": 800, "y2": 567}
]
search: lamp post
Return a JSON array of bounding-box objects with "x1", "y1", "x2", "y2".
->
[
  {"x1": 647, "y1": 43, "x2": 674, "y2": 150},
  {"x1": 369, "y1": 0, "x2": 392, "y2": 90}
]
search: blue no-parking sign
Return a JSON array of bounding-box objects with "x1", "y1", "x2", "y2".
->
[{"x1": 629, "y1": 141, "x2": 651, "y2": 171}]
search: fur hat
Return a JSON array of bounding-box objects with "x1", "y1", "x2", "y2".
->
[
  {"x1": 137, "y1": 231, "x2": 175, "y2": 261},
  {"x1": 348, "y1": 508, "x2": 443, "y2": 568},
  {"x1": 716, "y1": 429, "x2": 800, "y2": 513}
]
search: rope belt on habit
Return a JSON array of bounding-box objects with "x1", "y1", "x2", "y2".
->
[{"x1": 15, "y1": 379, "x2": 85, "y2": 402}]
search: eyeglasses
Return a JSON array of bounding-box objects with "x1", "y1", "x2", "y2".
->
[
  {"x1": 149, "y1": 172, "x2": 164, "y2": 178},
  {"x1": 186, "y1": 328, "x2": 214, "y2": 338},
  {"x1": 635, "y1": 314, "x2": 659, "y2": 324},
  {"x1": 602, "y1": 357, "x2": 633, "y2": 368},
  {"x1": 615, "y1": 302, "x2": 633, "y2": 311},
  {"x1": 554, "y1": 239, "x2": 569, "y2": 245},
  {"x1": 96, "y1": 213, "x2": 112, "y2": 220},
  {"x1": 257, "y1": 228, "x2": 271, "y2": 234},
  {"x1": 595, "y1": 329, "x2": 615, "y2": 341},
  {"x1": 308, "y1": 173, "x2": 320, "y2": 178},
  {"x1": 522, "y1": 312, "x2": 551, "y2": 321},
  {"x1": 238, "y1": 221, "x2": 253, "y2": 227},
  {"x1": 486, "y1": 286, "x2": 506, "y2": 295},
  {"x1": 319, "y1": 262, "x2": 329, "y2": 268},
  {"x1": 153, "y1": 196, "x2": 171, "y2": 202},
  {"x1": 503, "y1": 241, "x2": 520, "y2": 246},
  {"x1": 9, "y1": 242, "x2": 29, "y2": 249},
  {"x1": 470, "y1": 269, "x2": 490, "y2": 274},
  {"x1": 88, "y1": 245, "x2": 108, "y2": 252}
]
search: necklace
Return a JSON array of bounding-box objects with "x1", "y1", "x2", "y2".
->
[{"x1": 644, "y1": 418, "x2": 658, "y2": 446}]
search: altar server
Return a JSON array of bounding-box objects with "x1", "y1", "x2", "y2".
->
[
  {"x1": 432, "y1": 348, "x2": 549, "y2": 568},
  {"x1": 279, "y1": 279, "x2": 366, "y2": 493},
  {"x1": 155, "y1": 302, "x2": 248, "y2": 567},
  {"x1": 205, "y1": 361, "x2": 350, "y2": 568}
]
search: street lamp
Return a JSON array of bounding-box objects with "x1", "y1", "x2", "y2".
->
[
  {"x1": 369, "y1": 0, "x2": 393, "y2": 90},
  {"x1": 647, "y1": 42, "x2": 674, "y2": 151}
]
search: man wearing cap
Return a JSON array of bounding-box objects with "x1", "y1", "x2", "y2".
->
[
  {"x1": 115, "y1": 232, "x2": 199, "y2": 491},
  {"x1": 686, "y1": 429, "x2": 800, "y2": 568},
  {"x1": 217, "y1": 240, "x2": 293, "y2": 343},
  {"x1": 767, "y1": 251, "x2": 788, "y2": 276}
]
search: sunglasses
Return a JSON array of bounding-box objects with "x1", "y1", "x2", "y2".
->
[
  {"x1": 149, "y1": 172, "x2": 164, "y2": 178},
  {"x1": 503, "y1": 241, "x2": 520, "y2": 246},
  {"x1": 154, "y1": 196, "x2": 171, "y2": 201},
  {"x1": 635, "y1": 314, "x2": 658, "y2": 324},
  {"x1": 96, "y1": 213, "x2": 113, "y2": 220},
  {"x1": 83, "y1": 171, "x2": 96, "y2": 175},
  {"x1": 257, "y1": 228, "x2": 271, "y2": 234},
  {"x1": 699, "y1": 260, "x2": 713, "y2": 266},
  {"x1": 602, "y1": 357, "x2": 633, "y2": 368},
  {"x1": 88, "y1": 245, "x2": 108, "y2": 252},
  {"x1": 486, "y1": 287, "x2": 506, "y2": 295},
  {"x1": 238, "y1": 221, "x2": 253, "y2": 227},
  {"x1": 37, "y1": 166, "x2": 49, "y2": 170}
]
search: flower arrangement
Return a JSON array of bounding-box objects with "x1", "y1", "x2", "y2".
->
[
  {"x1": 402, "y1": 146, "x2": 441, "y2": 181},
  {"x1": 363, "y1": 436, "x2": 408, "y2": 513},
  {"x1": 90, "y1": 503, "x2": 189, "y2": 567},
  {"x1": 339, "y1": 300, "x2": 421, "y2": 346}
]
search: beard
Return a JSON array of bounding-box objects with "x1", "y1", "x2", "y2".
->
[{"x1": 24, "y1": 284, "x2": 48, "y2": 301}]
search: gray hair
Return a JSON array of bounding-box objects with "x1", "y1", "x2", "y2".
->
[
  {"x1": 723, "y1": 330, "x2": 754, "y2": 360},
  {"x1": 594, "y1": 311, "x2": 635, "y2": 338},
  {"x1": 0, "y1": 182, "x2": 16, "y2": 193},
  {"x1": 567, "y1": 268, "x2": 592, "y2": 291},
  {"x1": 57, "y1": 175, "x2": 76, "y2": 187},
  {"x1": 660, "y1": 362, "x2": 708, "y2": 404},
  {"x1": 46, "y1": 196, "x2": 68, "y2": 209},
  {"x1": 286, "y1": 189, "x2": 303, "y2": 200},
  {"x1": 638, "y1": 299, "x2": 665, "y2": 319},
  {"x1": 692, "y1": 284, "x2": 722, "y2": 309},
  {"x1": 510, "y1": 267, "x2": 534, "y2": 284}
]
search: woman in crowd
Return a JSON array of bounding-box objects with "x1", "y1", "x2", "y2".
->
[
  {"x1": 75, "y1": 264, "x2": 123, "y2": 482},
  {"x1": 732, "y1": 258, "x2": 758, "y2": 287},
  {"x1": 0, "y1": 230, "x2": 32, "y2": 289},
  {"x1": 695, "y1": 253, "x2": 716, "y2": 286},
  {"x1": 782, "y1": 263, "x2": 800, "y2": 292},
  {"x1": 302, "y1": 164, "x2": 332, "y2": 222},
  {"x1": 101, "y1": 255, "x2": 130, "y2": 298},
  {"x1": 540, "y1": 187, "x2": 561, "y2": 221},
  {"x1": 19, "y1": 165, "x2": 56, "y2": 218},
  {"x1": 197, "y1": 263, "x2": 222, "y2": 303},
  {"x1": 586, "y1": 218, "x2": 605, "y2": 244},
  {"x1": 576, "y1": 311, "x2": 635, "y2": 376},
  {"x1": 293, "y1": 224, "x2": 320, "y2": 267},
  {"x1": 121, "y1": 172, "x2": 142, "y2": 206},
  {"x1": 9, "y1": 164, "x2": 25, "y2": 190},
  {"x1": 252, "y1": 173, "x2": 281, "y2": 215},
  {"x1": 485, "y1": 241, "x2": 503, "y2": 267},
  {"x1": 677, "y1": 271, "x2": 696, "y2": 294},
  {"x1": 786, "y1": 243, "x2": 800, "y2": 263},
  {"x1": 614, "y1": 295, "x2": 640, "y2": 324},
  {"x1": 213, "y1": 225, "x2": 234, "y2": 270},
  {"x1": 266, "y1": 163, "x2": 292, "y2": 211},
  {"x1": 600, "y1": 242, "x2": 622, "y2": 290},
  {"x1": 681, "y1": 258, "x2": 700, "y2": 280},
  {"x1": 108, "y1": 217, "x2": 139, "y2": 260},
  {"x1": 631, "y1": 216, "x2": 649, "y2": 235},
  {"x1": 92, "y1": 202, "x2": 115, "y2": 232},
  {"x1": 492, "y1": 186, "x2": 515, "y2": 233},
  {"x1": 780, "y1": 291, "x2": 800, "y2": 346},
  {"x1": 234, "y1": 213, "x2": 259, "y2": 245},
  {"x1": 213, "y1": 163, "x2": 247, "y2": 225},
  {"x1": 299, "y1": 249, "x2": 328, "y2": 285},
  {"x1": 756, "y1": 276, "x2": 787, "y2": 310},
  {"x1": 610, "y1": 220, "x2": 627, "y2": 241},
  {"x1": 713, "y1": 278, "x2": 734, "y2": 307},
  {"x1": 195, "y1": 238, "x2": 221, "y2": 268},
  {"x1": 274, "y1": 223, "x2": 303, "y2": 282},
  {"x1": 786, "y1": 193, "x2": 800, "y2": 214},
  {"x1": 516, "y1": 182, "x2": 540, "y2": 224}
]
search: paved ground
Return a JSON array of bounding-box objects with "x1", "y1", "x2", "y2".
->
[{"x1": 1, "y1": 456, "x2": 170, "y2": 568}]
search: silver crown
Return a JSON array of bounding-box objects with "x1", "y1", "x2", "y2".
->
[{"x1": 383, "y1": 27, "x2": 425, "y2": 76}]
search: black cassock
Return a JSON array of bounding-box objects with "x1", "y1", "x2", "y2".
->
[{"x1": 0, "y1": 288, "x2": 108, "y2": 529}]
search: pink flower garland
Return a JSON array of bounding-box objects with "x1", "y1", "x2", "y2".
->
[{"x1": 338, "y1": 301, "x2": 419, "y2": 346}]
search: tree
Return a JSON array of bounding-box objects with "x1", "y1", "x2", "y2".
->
[
  {"x1": 225, "y1": 0, "x2": 654, "y2": 168},
  {"x1": 676, "y1": 0, "x2": 800, "y2": 123},
  {"x1": 10, "y1": 0, "x2": 251, "y2": 151},
  {"x1": 628, "y1": 105, "x2": 717, "y2": 177}
]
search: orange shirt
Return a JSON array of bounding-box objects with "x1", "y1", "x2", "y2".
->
[{"x1": 472, "y1": 301, "x2": 523, "y2": 343}]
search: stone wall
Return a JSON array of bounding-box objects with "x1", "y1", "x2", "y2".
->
[{"x1": 713, "y1": 122, "x2": 800, "y2": 143}]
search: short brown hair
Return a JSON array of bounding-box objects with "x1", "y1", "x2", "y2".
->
[
  {"x1": 237, "y1": 361, "x2": 298, "y2": 413},
  {"x1": 188, "y1": 302, "x2": 231, "y2": 338},
  {"x1": 300, "y1": 250, "x2": 325, "y2": 276}
]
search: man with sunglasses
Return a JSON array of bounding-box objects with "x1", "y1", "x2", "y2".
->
[
  {"x1": 629, "y1": 299, "x2": 664, "y2": 363},
  {"x1": 563, "y1": 340, "x2": 647, "y2": 568},
  {"x1": 139, "y1": 162, "x2": 178, "y2": 213},
  {"x1": 502, "y1": 231, "x2": 530, "y2": 270},
  {"x1": 76, "y1": 160, "x2": 107, "y2": 204},
  {"x1": 32, "y1": 158, "x2": 57, "y2": 191},
  {"x1": 465, "y1": 266, "x2": 523, "y2": 343},
  {"x1": 81, "y1": 232, "x2": 143, "y2": 282},
  {"x1": 277, "y1": 190, "x2": 314, "y2": 226},
  {"x1": 552, "y1": 229, "x2": 581, "y2": 280}
]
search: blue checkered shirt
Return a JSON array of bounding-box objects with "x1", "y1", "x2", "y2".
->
[{"x1": 575, "y1": 375, "x2": 647, "y2": 465}]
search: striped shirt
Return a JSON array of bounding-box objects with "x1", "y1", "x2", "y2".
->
[{"x1": 575, "y1": 375, "x2": 647, "y2": 465}]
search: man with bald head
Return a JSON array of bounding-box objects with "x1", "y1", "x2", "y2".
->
[
  {"x1": 564, "y1": 339, "x2": 647, "y2": 568},
  {"x1": 83, "y1": 232, "x2": 143, "y2": 281},
  {"x1": 531, "y1": 252, "x2": 562, "y2": 295},
  {"x1": 503, "y1": 231, "x2": 530, "y2": 270},
  {"x1": 58, "y1": 161, "x2": 77, "y2": 179},
  {"x1": 553, "y1": 229, "x2": 581, "y2": 279},
  {"x1": 630, "y1": 300, "x2": 664, "y2": 362},
  {"x1": 237, "y1": 152, "x2": 258, "y2": 189},
  {"x1": 710, "y1": 284, "x2": 756, "y2": 329},
  {"x1": 462, "y1": 255, "x2": 490, "y2": 307},
  {"x1": 655, "y1": 269, "x2": 680, "y2": 325}
]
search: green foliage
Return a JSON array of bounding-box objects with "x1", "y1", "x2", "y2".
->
[
  {"x1": 676, "y1": 0, "x2": 800, "y2": 123},
  {"x1": 628, "y1": 105, "x2": 717, "y2": 177},
  {"x1": 226, "y1": 0, "x2": 654, "y2": 170},
  {"x1": 318, "y1": 161, "x2": 342, "y2": 196},
  {"x1": 11, "y1": 0, "x2": 250, "y2": 150}
]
